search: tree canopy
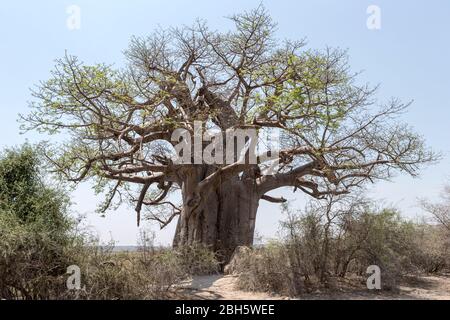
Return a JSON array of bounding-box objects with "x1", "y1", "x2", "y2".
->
[{"x1": 21, "y1": 7, "x2": 436, "y2": 239}]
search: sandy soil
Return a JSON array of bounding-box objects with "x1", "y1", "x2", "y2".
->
[
  {"x1": 177, "y1": 274, "x2": 450, "y2": 300},
  {"x1": 178, "y1": 275, "x2": 287, "y2": 300}
]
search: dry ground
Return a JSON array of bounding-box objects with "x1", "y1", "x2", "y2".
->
[{"x1": 176, "y1": 274, "x2": 450, "y2": 300}]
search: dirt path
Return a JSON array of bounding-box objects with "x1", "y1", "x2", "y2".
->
[
  {"x1": 178, "y1": 274, "x2": 450, "y2": 300},
  {"x1": 179, "y1": 275, "x2": 288, "y2": 300},
  {"x1": 397, "y1": 275, "x2": 450, "y2": 300}
]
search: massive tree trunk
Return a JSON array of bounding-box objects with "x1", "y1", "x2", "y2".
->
[{"x1": 173, "y1": 166, "x2": 260, "y2": 266}]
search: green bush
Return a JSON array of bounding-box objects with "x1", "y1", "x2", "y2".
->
[{"x1": 0, "y1": 145, "x2": 74, "y2": 299}]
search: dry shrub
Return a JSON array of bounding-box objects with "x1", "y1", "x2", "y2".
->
[
  {"x1": 71, "y1": 242, "x2": 219, "y2": 300},
  {"x1": 228, "y1": 244, "x2": 300, "y2": 297},
  {"x1": 0, "y1": 204, "x2": 218, "y2": 300},
  {"x1": 174, "y1": 244, "x2": 220, "y2": 276},
  {"x1": 0, "y1": 225, "x2": 220, "y2": 300},
  {"x1": 69, "y1": 245, "x2": 187, "y2": 300},
  {"x1": 0, "y1": 210, "x2": 76, "y2": 299},
  {"x1": 233, "y1": 197, "x2": 450, "y2": 296},
  {"x1": 410, "y1": 224, "x2": 449, "y2": 273}
]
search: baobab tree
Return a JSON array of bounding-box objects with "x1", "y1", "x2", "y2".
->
[{"x1": 22, "y1": 7, "x2": 435, "y2": 263}]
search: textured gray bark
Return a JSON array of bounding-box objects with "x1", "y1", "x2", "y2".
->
[{"x1": 173, "y1": 169, "x2": 260, "y2": 265}]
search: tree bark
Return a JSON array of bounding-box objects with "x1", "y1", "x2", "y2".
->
[{"x1": 173, "y1": 168, "x2": 260, "y2": 266}]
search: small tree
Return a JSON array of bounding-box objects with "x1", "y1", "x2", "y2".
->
[
  {"x1": 22, "y1": 7, "x2": 436, "y2": 262},
  {"x1": 421, "y1": 185, "x2": 450, "y2": 231}
]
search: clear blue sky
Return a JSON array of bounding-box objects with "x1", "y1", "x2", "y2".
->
[{"x1": 1, "y1": 0, "x2": 449, "y2": 245}]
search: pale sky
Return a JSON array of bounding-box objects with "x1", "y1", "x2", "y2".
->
[{"x1": 1, "y1": 0, "x2": 449, "y2": 246}]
